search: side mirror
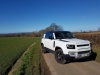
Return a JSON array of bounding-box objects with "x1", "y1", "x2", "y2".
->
[{"x1": 49, "y1": 36, "x2": 53, "y2": 40}]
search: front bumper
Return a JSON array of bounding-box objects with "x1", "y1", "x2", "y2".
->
[{"x1": 64, "y1": 50, "x2": 91, "y2": 60}]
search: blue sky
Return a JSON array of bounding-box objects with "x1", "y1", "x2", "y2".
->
[{"x1": 0, "y1": 0, "x2": 100, "y2": 33}]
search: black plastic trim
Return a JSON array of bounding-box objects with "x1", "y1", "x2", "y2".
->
[{"x1": 77, "y1": 44, "x2": 89, "y2": 47}]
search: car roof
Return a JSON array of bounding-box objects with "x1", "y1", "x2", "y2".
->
[{"x1": 44, "y1": 31, "x2": 70, "y2": 34}]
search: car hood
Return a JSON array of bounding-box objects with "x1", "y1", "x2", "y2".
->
[{"x1": 59, "y1": 38, "x2": 90, "y2": 45}]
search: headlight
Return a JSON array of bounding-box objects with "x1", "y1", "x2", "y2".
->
[{"x1": 66, "y1": 44, "x2": 75, "y2": 49}]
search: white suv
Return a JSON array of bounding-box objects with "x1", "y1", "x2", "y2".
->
[{"x1": 41, "y1": 31, "x2": 92, "y2": 64}]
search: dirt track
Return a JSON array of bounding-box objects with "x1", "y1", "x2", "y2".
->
[{"x1": 43, "y1": 53, "x2": 100, "y2": 75}]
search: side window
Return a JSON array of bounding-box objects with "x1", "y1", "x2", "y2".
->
[
  {"x1": 49, "y1": 32, "x2": 54, "y2": 39},
  {"x1": 45, "y1": 33, "x2": 49, "y2": 39},
  {"x1": 45, "y1": 32, "x2": 54, "y2": 39}
]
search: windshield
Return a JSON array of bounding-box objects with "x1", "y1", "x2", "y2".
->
[{"x1": 55, "y1": 31, "x2": 75, "y2": 39}]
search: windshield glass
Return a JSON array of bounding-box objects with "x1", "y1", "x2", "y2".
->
[{"x1": 55, "y1": 31, "x2": 75, "y2": 39}]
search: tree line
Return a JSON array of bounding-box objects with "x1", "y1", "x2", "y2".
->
[{"x1": 0, "y1": 23, "x2": 63, "y2": 37}]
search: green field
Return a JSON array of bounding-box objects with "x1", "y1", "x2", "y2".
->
[{"x1": 0, "y1": 37, "x2": 40, "y2": 74}]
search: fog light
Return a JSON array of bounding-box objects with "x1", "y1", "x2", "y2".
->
[{"x1": 69, "y1": 52, "x2": 75, "y2": 56}]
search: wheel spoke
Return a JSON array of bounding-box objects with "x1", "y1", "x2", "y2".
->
[{"x1": 57, "y1": 52, "x2": 63, "y2": 60}]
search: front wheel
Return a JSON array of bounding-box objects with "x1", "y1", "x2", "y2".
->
[{"x1": 55, "y1": 49, "x2": 66, "y2": 64}]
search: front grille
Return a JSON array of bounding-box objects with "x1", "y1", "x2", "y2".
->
[
  {"x1": 78, "y1": 50, "x2": 90, "y2": 54},
  {"x1": 77, "y1": 44, "x2": 89, "y2": 47}
]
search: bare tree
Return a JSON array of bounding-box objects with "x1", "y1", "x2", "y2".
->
[
  {"x1": 37, "y1": 23, "x2": 64, "y2": 36},
  {"x1": 47, "y1": 23, "x2": 63, "y2": 31}
]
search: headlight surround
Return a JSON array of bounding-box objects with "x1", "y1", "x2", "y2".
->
[{"x1": 66, "y1": 44, "x2": 75, "y2": 49}]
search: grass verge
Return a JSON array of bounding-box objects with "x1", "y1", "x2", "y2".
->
[
  {"x1": 13, "y1": 40, "x2": 51, "y2": 75},
  {"x1": 14, "y1": 41, "x2": 41, "y2": 75}
]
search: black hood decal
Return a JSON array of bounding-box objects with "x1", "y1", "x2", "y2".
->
[{"x1": 59, "y1": 39, "x2": 69, "y2": 42}]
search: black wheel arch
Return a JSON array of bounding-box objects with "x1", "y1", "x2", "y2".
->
[{"x1": 55, "y1": 46, "x2": 63, "y2": 52}]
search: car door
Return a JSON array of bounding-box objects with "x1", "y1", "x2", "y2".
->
[{"x1": 48, "y1": 32, "x2": 55, "y2": 51}]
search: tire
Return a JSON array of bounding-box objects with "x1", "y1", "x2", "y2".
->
[
  {"x1": 55, "y1": 49, "x2": 66, "y2": 64},
  {"x1": 41, "y1": 44, "x2": 47, "y2": 53}
]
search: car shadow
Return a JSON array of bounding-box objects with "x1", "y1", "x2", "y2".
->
[
  {"x1": 90, "y1": 51, "x2": 97, "y2": 60},
  {"x1": 69, "y1": 51, "x2": 97, "y2": 63}
]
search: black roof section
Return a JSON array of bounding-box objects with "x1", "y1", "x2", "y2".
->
[{"x1": 44, "y1": 31, "x2": 70, "y2": 34}]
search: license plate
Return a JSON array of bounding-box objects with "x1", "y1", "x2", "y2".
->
[{"x1": 80, "y1": 53, "x2": 89, "y2": 57}]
